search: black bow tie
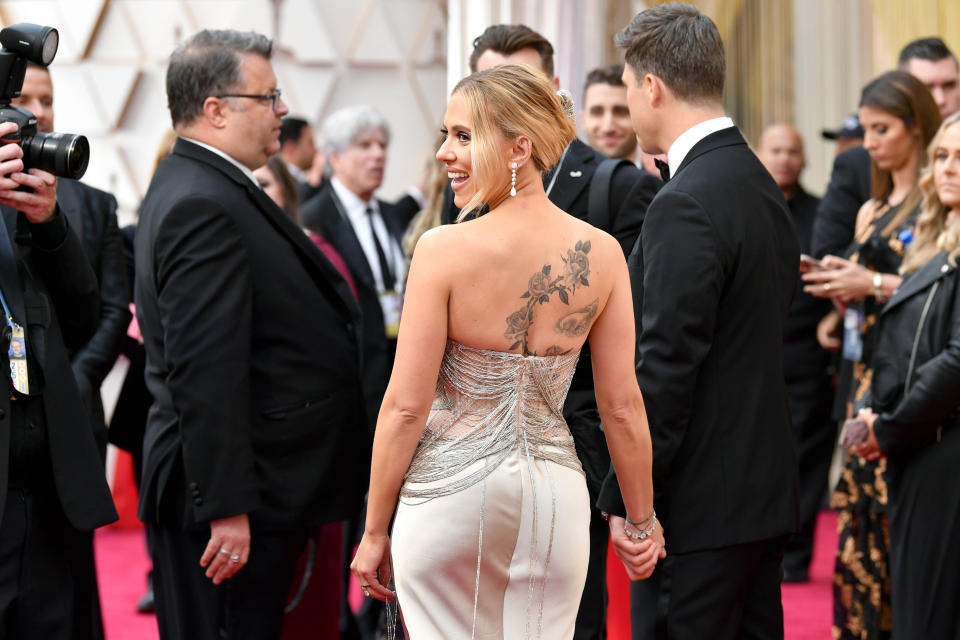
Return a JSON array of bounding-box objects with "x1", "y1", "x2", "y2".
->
[{"x1": 654, "y1": 158, "x2": 670, "y2": 182}]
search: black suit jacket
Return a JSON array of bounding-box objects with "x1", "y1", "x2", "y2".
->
[
  {"x1": 0, "y1": 209, "x2": 117, "y2": 531},
  {"x1": 135, "y1": 139, "x2": 369, "y2": 530},
  {"x1": 300, "y1": 188, "x2": 407, "y2": 432},
  {"x1": 598, "y1": 126, "x2": 800, "y2": 553},
  {"x1": 811, "y1": 145, "x2": 871, "y2": 259},
  {"x1": 57, "y1": 179, "x2": 130, "y2": 452}
]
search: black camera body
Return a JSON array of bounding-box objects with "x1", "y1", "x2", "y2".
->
[{"x1": 0, "y1": 23, "x2": 89, "y2": 179}]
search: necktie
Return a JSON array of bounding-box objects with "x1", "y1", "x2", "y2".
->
[
  {"x1": 366, "y1": 206, "x2": 395, "y2": 290},
  {"x1": 654, "y1": 158, "x2": 670, "y2": 182}
]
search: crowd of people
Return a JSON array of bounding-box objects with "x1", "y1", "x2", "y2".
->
[{"x1": 0, "y1": 3, "x2": 957, "y2": 640}]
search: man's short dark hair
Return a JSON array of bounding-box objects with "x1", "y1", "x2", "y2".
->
[
  {"x1": 468, "y1": 24, "x2": 554, "y2": 78},
  {"x1": 616, "y1": 3, "x2": 725, "y2": 104},
  {"x1": 898, "y1": 37, "x2": 957, "y2": 70},
  {"x1": 583, "y1": 63, "x2": 625, "y2": 102},
  {"x1": 166, "y1": 29, "x2": 272, "y2": 127},
  {"x1": 280, "y1": 117, "x2": 309, "y2": 146}
]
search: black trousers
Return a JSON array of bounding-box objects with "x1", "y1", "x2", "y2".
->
[
  {"x1": 0, "y1": 487, "x2": 76, "y2": 640},
  {"x1": 629, "y1": 536, "x2": 787, "y2": 640},
  {"x1": 782, "y1": 373, "x2": 835, "y2": 574},
  {"x1": 149, "y1": 522, "x2": 308, "y2": 640}
]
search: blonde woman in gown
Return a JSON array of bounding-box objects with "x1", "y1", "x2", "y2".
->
[{"x1": 351, "y1": 65, "x2": 665, "y2": 639}]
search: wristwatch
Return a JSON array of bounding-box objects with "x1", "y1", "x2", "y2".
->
[{"x1": 873, "y1": 271, "x2": 883, "y2": 295}]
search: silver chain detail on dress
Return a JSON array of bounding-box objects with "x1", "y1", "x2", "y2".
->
[{"x1": 400, "y1": 339, "x2": 585, "y2": 638}]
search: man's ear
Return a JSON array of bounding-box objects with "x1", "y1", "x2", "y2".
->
[
  {"x1": 203, "y1": 97, "x2": 230, "y2": 129},
  {"x1": 551, "y1": 76, "x2": 561, "y2": 91},
  {"x1": 646, "y1": 74, "x2": 664, "y2": 108}
]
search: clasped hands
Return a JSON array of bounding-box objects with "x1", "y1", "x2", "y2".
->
[
  {"x1": 848, "y1": 408, "x2": 883, "y2": 461},
  {"x1": 608, "y1": 516, "x2": 666, "y2": 581},
  {"x1": 350, "y1": 531, "x2": 395, "y2": 602},
  {"x1": 0, "y1": 122, "x2": 57, "y2": 222}
]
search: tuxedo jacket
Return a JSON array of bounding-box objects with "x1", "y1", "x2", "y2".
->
[
  {"x1": 300, "y1": 188, "x2": 407, "y2": 432},
  {"x1": 597, "y1": 127, "x2": 800, "y2": 554},
  {"x1": 0, "y1": 209, "x2": 117, "y2": 531},
  {"x1": 57, "y1": 178, "x2": 130, "y2": 450},
  {"x1": 135, "y1": 139, "x2": 369, "y2": 530},
  {"x1": 811, "y1": 145, "x2": 871, "y2": 259}
]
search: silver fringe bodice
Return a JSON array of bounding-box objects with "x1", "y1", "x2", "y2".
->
[{"x1": 401, "y1": 339, "x2": 584, "y2": 501}]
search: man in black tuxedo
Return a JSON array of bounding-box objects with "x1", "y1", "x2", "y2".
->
[
  {"x1": 0, "y1": 123, "x2": 117, "y2": 639},
  {"x1": 757, "y1": 124, "x2": 834, "y2": 583},
  {"x1": 598, "y1": 5, "x2": 799, "y2": 639},
  {"x1": 136, "y1": 29, "x2": 369, "y2": 640},
  {"x1": 11, "y1": 61, "x2": 130, "y2": 640},
  {"x1": 441, "y1": 24, "x2": 660, "y2": 639},
  {"x1": 279, "y1": 116, "x2": 325, "y2": 203}
]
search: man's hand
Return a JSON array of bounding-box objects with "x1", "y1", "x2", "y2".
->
[
  {"x1": 200, "y1": 513, "x2": 250, "y2": 585},
  {"x1": 608, "y1": 515, "x2": 666, "y2": 581},
  {"x1": 0, "y1": 122, "x2": 57, "y2": 223}
]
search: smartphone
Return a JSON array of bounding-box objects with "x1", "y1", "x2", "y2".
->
[
  {"x1": 799, "y1": 253, "x2": 824, "y2": 273},
  {"x1": 839, "y1": 418, "x2": 869, "y2": 449}
]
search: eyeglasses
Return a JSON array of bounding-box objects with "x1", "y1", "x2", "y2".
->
[{"x1": 216, "y1": 88, "x2": 283, "y2": 112}]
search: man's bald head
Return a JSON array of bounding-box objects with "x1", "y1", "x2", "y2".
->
[{"x1": 756, "y1": 123, "x2": 805, "y2": 199}]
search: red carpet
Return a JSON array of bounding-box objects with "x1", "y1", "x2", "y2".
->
[{"x1": 96, "y1": 511, "x2": 838, "y2": 639}]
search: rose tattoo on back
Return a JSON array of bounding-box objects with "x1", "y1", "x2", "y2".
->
[{"x1": 504, "y1": 240, "x2": 600, "y2": 355}]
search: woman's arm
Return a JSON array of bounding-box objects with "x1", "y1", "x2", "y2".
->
[
  {"x1": 351, "y1": 229, "x2": 451, "y2": 600},
  {"x1": 589, "y1": 249, "x2": 664, "y2": 579}
]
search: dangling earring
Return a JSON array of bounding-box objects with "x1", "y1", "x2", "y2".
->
[{"x1": 510, "y1": 162, "x2": 518, "y2": 197}]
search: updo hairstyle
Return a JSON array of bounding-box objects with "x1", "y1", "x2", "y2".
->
[{"x1": 452, "y1": 64, "x2": 577, "y2": 214}]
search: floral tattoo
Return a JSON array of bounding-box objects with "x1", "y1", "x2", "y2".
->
[{"x1": 504, "y1": 240, "x2": 592, "y2": 354}]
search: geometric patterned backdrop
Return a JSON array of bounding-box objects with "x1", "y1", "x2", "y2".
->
[{"x1": 0, "y1": 0, "x2": 447, "y2": 224}]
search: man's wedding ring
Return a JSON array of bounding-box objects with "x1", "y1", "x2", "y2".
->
[
  {"x1": 218, "y1": 548, "x2": 231, "y2": 556},
  {"x1": 230, "y1": 554, "x2": 241, "y2": 563}
]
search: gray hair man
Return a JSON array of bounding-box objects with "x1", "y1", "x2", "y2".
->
[
  {"x1": 136, "y1": 29, "x2": 369, "y2": 640},
  {"x1": 597, "y1": 5, "x2": 800, "y2": 639}
]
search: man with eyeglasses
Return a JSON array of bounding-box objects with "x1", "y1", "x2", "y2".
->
[{"x1": 136, "y1": 29, "x2": 370, "y2": 639}]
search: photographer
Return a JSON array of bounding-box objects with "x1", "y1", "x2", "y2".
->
[{"x1": 0, "y1": 121, "x2": 117, "y2": 639}]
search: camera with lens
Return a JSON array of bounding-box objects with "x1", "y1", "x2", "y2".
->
[{"x1": 0, "y1": 23, "x2": 89, "y2": 179}]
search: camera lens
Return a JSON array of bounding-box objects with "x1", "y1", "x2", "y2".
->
[{"x1": 22, "y1": 131, "x2": 89, "y2": 179}]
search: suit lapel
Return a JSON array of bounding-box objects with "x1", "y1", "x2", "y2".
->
[
  {"x1": 547, "y1": 139, "x2": 596, "y2": 215},
  {"x1": 241, "y1": 178, "x2": 362, "y2": 320},
  {"x1": 325, "y1": 191, "x2": 377, "y2": 291},
  {"x1": 0, "y1": 210, "x2": 26, "y2": 323}
]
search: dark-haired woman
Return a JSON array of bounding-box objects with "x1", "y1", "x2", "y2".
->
[
  {"x1": 804, "y1": 70, "x2": 941, "y2": 640},
  {"x1": 848, "y1": 111, "x2": 960, "y2": 639}
]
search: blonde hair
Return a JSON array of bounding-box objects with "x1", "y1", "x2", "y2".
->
[
  {"x1": 901, "y1": 111, "x2": 960, "y2": 274},
  {"x1": 451, "y1": 64, "x2": 576, "y2": 217}
]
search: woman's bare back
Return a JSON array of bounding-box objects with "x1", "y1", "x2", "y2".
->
[{"x1": 428, "y1": 203, "x2": 622, "y2": 357}]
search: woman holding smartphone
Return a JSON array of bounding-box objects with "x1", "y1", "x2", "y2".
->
[{"x1": 803, "y1": 70, "x2": 940, "y2": 639}]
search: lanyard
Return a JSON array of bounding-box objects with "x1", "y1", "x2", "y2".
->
[{"x1": 0, "y1": 285, "x2": 13, "y2": 323}]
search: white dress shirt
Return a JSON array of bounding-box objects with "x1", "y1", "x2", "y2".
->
[
  {"x1": 179, "y1": 137, "x2": 261, "y2": 189},
  {"x1": 666, "y1": 116, "x2": 735, "y2": 177},
  {"x1": 331, "y1": 178, "x2": 406, "y2": 293}
]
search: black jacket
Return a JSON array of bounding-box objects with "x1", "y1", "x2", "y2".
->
[
  {"x1": 57, "y1": 178, "x2": 130, "y2": 451},
  {"x1": 871, "y1": 252, "x2": 960, "y2": 457},
  {"x1": 598, "y1": 126, "x2": 800, "y2": 553},
  {"x1": 300, "y1": 187, "x2": 408, "y2": 433},
  {"x1": 136, "y1": 139, "x2": 369, "y2": 529},
  {"x1": 811, "y1": 145, "x2": 871, "y2": 259},
  {"x1": 0, "y1": 209, "x2": 117, "y2": 530}
]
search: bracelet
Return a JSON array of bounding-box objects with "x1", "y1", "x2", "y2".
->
[
  {"x1": 872, "y1": 271, "x2": 883, "y2": 295},
  {"x1": 625, "y1": 509, "x2": 656, "y2": 528},
  {"x1": 623, "y1": 515, "x2": 658, "y2": 541}
]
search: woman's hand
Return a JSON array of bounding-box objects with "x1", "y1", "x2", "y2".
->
[
  {"x1": 802, "y1": 255, "x2": 874, "y2": 302},
  {"x1": 608, "y1": 515, "x2": 666, "y2": 581},
  {"x1": 816, "y1": 310, "x2": 842, "y2": 351},
  {"x1": 350, "y1": 531, "x2": 395, "y2": 602},
  {"x1": 853, "y1": 408, "x2": 883, "y2": 461}
]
